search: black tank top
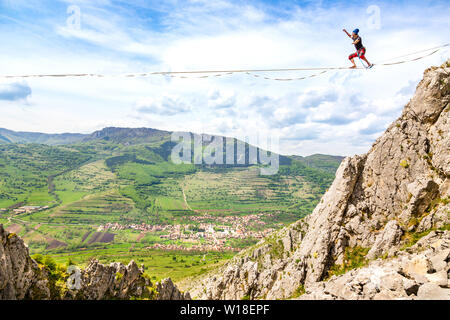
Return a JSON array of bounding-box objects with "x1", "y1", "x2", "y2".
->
[{"x1": 354, "y1": 36, "x2": 363, "y2": 50}]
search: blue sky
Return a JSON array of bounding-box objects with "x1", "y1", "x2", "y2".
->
[{"x1": 0, "y1": 0, "x2": 449, "y2": 156}]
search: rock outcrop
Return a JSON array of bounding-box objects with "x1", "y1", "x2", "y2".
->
[
  {"x1": 0, "y1": 227, "x2": 51, "y2": 299},
  {"x1": 299, "y1": 230, "x2": 449, "y2": 300},
  {"x1": 66, "y1": 259, "x2": 190, "y2": 300},
  {"x1": 187, "y1": 59, "x2": 450, "y2": 300},
  {"x1": 0, "y1": 225, "x2": 190, "y2": 300}
]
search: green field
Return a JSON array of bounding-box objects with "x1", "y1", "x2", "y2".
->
[
  {"x1": 0, "y1": 127, "x2": 342, "y2": 284},
  {"x1": 46, "y1": 245, "x2": 235, "y2": 282}
]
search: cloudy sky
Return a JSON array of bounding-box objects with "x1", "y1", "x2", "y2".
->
[{"x1": 0, "y1": 0, "x2": 449, "y2": 156}]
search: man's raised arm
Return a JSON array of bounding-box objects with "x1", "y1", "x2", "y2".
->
[{"x1": 343, "y1": 29, "x2": 351, "y2": 38}]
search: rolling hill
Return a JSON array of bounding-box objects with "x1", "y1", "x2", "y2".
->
[
  {"x1": 0, "y1": 128, "x2": 86, "y2": 145},
  {"x1": 0, "y1": 126, "x2": 343, "y2": 281}
]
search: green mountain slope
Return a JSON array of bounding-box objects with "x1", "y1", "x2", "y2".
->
[
  {"x1": 0, "y1": 128, "x2": 86, "y2": 145},
  {"x1": 0, "y1": 127, "x2": 342, "y2": 281},
  {"x1": 290, "y1": 154, "x2": 345, "y2": 174}
]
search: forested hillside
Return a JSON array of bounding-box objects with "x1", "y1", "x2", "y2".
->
[{"x1": 0, "y1": 127, "x2": 341, "y2": 282}]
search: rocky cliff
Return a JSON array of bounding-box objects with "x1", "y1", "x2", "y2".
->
[
  {"x1": 187, "y1": 60, "x2": 450, "y2": 300},
  {"x1": 0, "y1": 226, "x2": 51, "y2": 299},
  {"x1": 0, "y1": 225, "x2": 190, "y2": 300},
  {"x1": 299, "y1": 229, "x2": 449, "y2": 300}
]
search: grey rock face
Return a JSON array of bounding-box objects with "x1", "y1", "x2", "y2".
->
[
  {"x1": 65, "y1": 259, "x2": 190, "y2": 300},
  {"x1": 188, "y1": 60, "x2": 450, "y2": 300},
  {"x1": 367, "y1": 220, "x2": 403, "y2": 260},
  {"x1": 157, "y1": 278, "x2": 191, "y2": 300},
  {"x1": 0, "y1": 224, "x2": 190, "y2": 300},
  {"x1": 417, "y1": 283, "x2": 450, "y2": 300},
  {"x1": 70, "y1": 259, "x2": 151, "y2": 300},
  {"x1": 299, "y1": 230, "x2": 450, "y2": 300},
  {"x1": 0, "y1": 226, "x2": 50, "y2": 300}
]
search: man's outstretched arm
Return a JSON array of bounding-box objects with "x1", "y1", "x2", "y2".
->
[{"x1": 343, "y1": 29, "x2": 352, "y2": 38}]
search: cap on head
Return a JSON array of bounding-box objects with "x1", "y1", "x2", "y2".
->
[{"x1": 353, "y1": 28, "x2": 360, "y2": 35}]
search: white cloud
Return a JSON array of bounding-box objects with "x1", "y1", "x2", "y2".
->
[
  {"x1": 0, "y1": 0, "x2": 449, "y2": 156},
  {"x1": 0, "y1": 81, "x2": 32, "y2": 101},
  {"x1": 136, "y1": 95, "x2": 192, "y2": 116}
]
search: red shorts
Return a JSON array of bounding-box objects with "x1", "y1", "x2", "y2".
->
[{"x1": 349, "y1": 47, "x2": 366, "y2": 60}]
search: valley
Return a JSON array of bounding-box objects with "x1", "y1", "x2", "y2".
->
[{"x1": 0, "y1": 128, "x2": 342, "y2": 283}]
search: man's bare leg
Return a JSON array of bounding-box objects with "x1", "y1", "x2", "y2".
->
[
  {"x1": 362, "y1": 57, "x2": 372, "y2": 67},
  {"x1": 349, "y1": 58, "x2": 357, "y2": 69}
]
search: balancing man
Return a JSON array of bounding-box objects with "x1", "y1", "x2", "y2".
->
[{"x1": 343, "y1": 28, "x2": 374, "y2": 69}]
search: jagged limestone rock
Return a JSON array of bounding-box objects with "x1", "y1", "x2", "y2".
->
[
  {"x1": 417, "y1": 283, "x2": 450, "y2": 300},
  {"x1": 367, "y1": 220, "x2": 403, "y2": 259},
  {"x1": 299, "y1": 230, "x2": 450, "y2": 300},
  {"x1": 157, "y1": 278, "x2": 191, "y2": 300},
  {"x1": 69, "y1": 259, "x2": 151, "y2": 300},
  {"x1": 0, "y1": 226, "x2": 51, "y2": 300},
  {"x1": 188, "y1": 59, "x2": 450, "y2": 300},
  {"x1": 0, "y1": 224, "x2": 190, "y2": 300}
]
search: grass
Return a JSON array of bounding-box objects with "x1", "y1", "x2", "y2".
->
[
  {"x1": 0, "y1": 137, "x2": 341, "y2": 284},
  {"x1": 401, "y1": 224, "x2": 450, "y2": 250},
  {"x1": 264, "y1": 235, "x2": 285, "y2": 260},
  {"x1": 55, "y1": 160, "x2": 119, "y2": 192},
  {"x1": 181, "y1": 168, "x2": 321, "y2": 227},
  {"x1": 2, "y1": 140, "x2": 334, "y2": 228},
  {"x1": 47, "y1": 190, "x2": 135, "y2": 225},
  {"x1": 31, "y1": 254, "x2": 70, "y2": 299},
  {"x1": 0, "y1": 143, "x2": 91, "y2": 208},
  {"x1": 46, "y1": 246, "x2": 235, "y2": 282},
  {"x1": 291, "y1": 284, "x2": 306, "y2": 298},
  {"x1": 325, "y1": 246, "x2": 370, "y2": 279}
]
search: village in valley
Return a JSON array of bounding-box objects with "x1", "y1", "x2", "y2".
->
[
  {"x1": 0, "y1": 202, "x2": 284, "y2": 253},
  {"x1": 98, "y1": 213, "x2": 279, "y2": 252}
]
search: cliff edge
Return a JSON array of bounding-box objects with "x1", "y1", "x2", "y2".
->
[
  {"x1": 187, "y1": 59, "x2": 450, "y2": 300},
  {"x1": 0, "y1": 225, "x2": 190, "y2": 300}
]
